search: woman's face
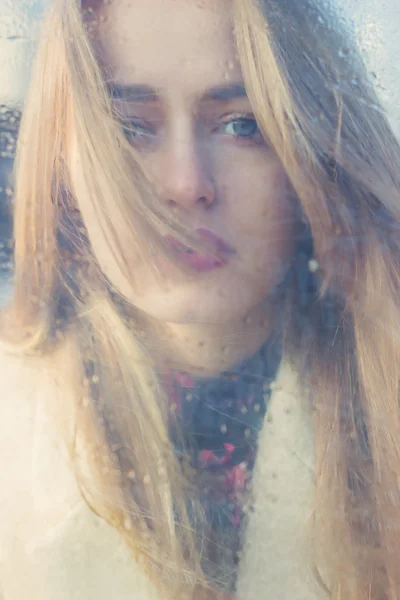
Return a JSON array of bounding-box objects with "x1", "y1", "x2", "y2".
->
[{"x1": 87, "y1": 0, "x2": 295, "y2": 325}]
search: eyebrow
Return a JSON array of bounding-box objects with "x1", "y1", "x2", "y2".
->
[{"x1": 107, "y1": 82, "x2": 248, "y2": 103}]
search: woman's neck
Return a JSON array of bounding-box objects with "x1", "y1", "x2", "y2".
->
[{"x1": 145, "y1": 301, "x2": 274, "y2": 378}]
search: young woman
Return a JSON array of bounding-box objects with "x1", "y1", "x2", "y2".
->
[{"x1": 1, "y1": 0, "x2": 400, "y2": 598}]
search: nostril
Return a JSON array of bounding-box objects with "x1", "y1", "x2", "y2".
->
[
  {"x1": 199, "y1": 195, "x2": 214, "y2": 208},
  {"x1": 168, "y1": 199, "x2": 178, "y2": 207}
]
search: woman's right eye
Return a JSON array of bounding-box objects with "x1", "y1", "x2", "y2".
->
[{"x1": 121, "y1": 119, "x2": 155, "y2": 145}]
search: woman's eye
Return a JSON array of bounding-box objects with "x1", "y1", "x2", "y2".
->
[
  {"x1": 220, "y1": 117, "x2": 262, "y2": 140},
  {"x1": 121, "y1": 119, "x2": 155, "y2": 144}
]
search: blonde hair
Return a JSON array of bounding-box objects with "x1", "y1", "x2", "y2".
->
[{"x1": 3, "y1": 0, "x2": 400, "y2": 598}]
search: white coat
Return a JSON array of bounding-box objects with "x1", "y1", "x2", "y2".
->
[{"x1": 0, "y1": 348, "x2": 323, "y2": 599}]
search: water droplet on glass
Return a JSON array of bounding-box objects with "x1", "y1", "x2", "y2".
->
[
  {"x1": 308, "y1": 259, "x2": 319, "y2": 273},
  {"x1": 338, "y1": 47, "x2": 350, "y2": 58}
]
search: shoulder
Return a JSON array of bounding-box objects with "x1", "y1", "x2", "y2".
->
[
  {"x1": 0, "y1": 343, "x2": 68, "y2": 444},
  {"x1": 0, "y1": 347, "x2": 49, "y2": 392},
  {"x1": 0, "y1": 333, "x2": 79, "y2": 431},
  {"x1": 0, "y1": 331, "x2": 81, "y2": 464},
  {"x1": 0, "y1": 339, "x2": 82, "y2": 531},
  {"x1": 0, "y1": 346, "x2": 165, "y2": 600},
  {"x1": 0, "y1": 347, "x2": 45, "y2": 442}
]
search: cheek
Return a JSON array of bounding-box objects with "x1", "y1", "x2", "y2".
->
[
  {"x1": 219, "y1": 163, "x2": 295, "y2": 306},
  {"x1": 257, "y1": 185, "x2": 295, "y2": 275},
  {"x1": 226, "y1": 161, "x2": 294, "y2": 256}
]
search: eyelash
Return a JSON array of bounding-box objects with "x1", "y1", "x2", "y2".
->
[
  {"x1": 121, "y1": 119, "x2": 154, "y2": 143},
  {"x1": 120, "y1": 114, "x2": 264, "y2": 145}
]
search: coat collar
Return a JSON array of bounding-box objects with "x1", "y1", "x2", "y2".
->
[{"x1": 236, "y1": 360, "x2": 323, "y2": 599}]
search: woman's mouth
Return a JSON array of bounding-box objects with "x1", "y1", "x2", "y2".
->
[{"x1": 165, "y1": 228, "x2": 236, "y2": 273}]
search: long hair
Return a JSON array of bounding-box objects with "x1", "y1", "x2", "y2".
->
[
  {"x1": 235, "y1": 2, "x2": 400, "y2": 598},
  {"x1": 2, "y1": 0, "x2": 400, "y2": 598}
]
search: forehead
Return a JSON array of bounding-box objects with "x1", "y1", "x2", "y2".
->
[{"x1": 94, "y1": 0, "x2": 241, "y2": 90}]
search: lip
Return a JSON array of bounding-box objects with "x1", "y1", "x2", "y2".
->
[
  {"x1": 165, "y1": 228, "x2": 236, "y2": 273},
  {"x1": 195, "y1": 228, "x2": 236, "y2": 254}
]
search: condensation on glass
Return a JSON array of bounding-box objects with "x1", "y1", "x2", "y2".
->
[{"x1": 1, "y1": 1, "x2": 400, "y2": 599}]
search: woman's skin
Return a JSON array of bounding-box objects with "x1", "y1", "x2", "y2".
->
[{"x1": 73, "y1": 0, "x2": 296, "y2": 375}]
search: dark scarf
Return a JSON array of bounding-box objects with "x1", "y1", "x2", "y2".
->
[{"x1": 166, "y1": 336, "x2": 282, "y2": 590}]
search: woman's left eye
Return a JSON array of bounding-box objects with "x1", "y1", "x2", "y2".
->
[{"x1": 219, "y1": 117, "x2": 262, "y2": 140}]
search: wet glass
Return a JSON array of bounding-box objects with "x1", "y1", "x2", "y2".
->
[{"x1": 1, "y1": 1, "x2": 400, "y2": 600}]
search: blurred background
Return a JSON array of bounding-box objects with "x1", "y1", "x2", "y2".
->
[{"x1": 0, "y1": 0, "x2": 48, "y2": 305}]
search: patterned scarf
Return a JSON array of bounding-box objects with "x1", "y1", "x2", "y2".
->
[{"x1": 165, "y1": 337, "x2": 282, "y2": 591}]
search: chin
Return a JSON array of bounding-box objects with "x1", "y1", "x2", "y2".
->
[
  {"x1": 134, "y1": 296, "x2": 232, "y2": 324},
  {"x1": 132, "y1": 283, "x2": 266, "y2": 326}
]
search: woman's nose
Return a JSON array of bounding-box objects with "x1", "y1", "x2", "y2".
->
[{"x1": 157, "y1": 134, "x2": 216, "y2": 210}]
